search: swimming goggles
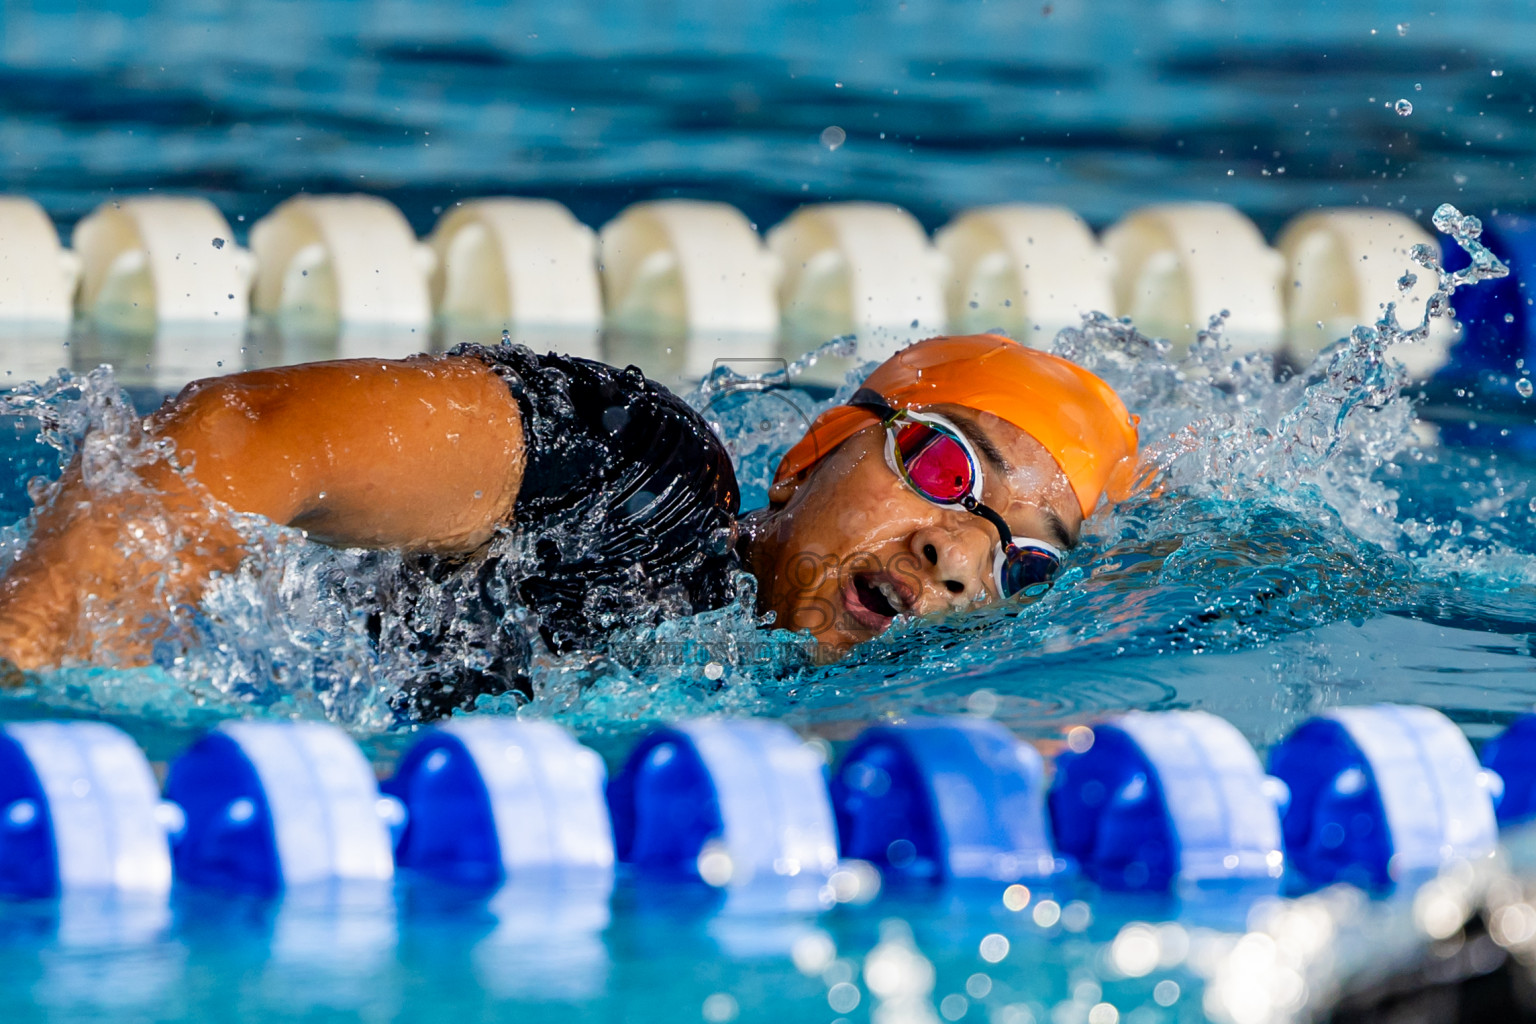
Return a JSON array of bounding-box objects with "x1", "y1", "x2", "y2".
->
[{"x1": 848, "y1": 388, "x2": 1064, "y2": 599}]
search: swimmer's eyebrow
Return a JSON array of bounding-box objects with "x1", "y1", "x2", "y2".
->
[
  {"x1": 948, "y1": 415, "x2": 1014, "y2": 475},
  {"x1": 1041, "y1": 508, "x2": 1076, "y2": 551},
  {"x1": 946, "y1": 408, "x2": 1074, "y2": 549}
]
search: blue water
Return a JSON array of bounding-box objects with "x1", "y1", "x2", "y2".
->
[
  {"x1": 3, "y1": 0, "x2": 1535, "y2": 238},
  {"x1": 5, "y1": 0, "x2": 1536, "y2": 1020},
  {"x1": 0, "y1": 881, "x2": 1252, "y2": 1024}
]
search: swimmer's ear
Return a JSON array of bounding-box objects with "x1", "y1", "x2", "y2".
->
[
  {"x1": 767, "y1": 477, "x2": 799, "y2": 508},
  {"x1": 768, "y1": 467, "x2": 809, "y2": 508}
]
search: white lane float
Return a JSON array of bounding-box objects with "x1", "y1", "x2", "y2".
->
[
  {"x1": 72, "y1": 196, "x2": 251, "y2": 331},
  {"x1": 1102, "y1": 202, "x2": 1285, "y2": 355},
  {"x1": 599, "y1": 200, "x2": 779, "y2": 338},
  {"x1": 0, "y1": 191, "x2": 1484, "y2": 389},
  {"x1": 1275, "y1": 207, "x2": 1458, "y2": 378},
  {"x1": 250, "y1": 194, "x2": 434, "y2": 331},
  {"x1": 767, "y1": 201, "x2": 947, "y2": 360},
  {"x1": 936, "y1": 203, "x2": 1113, "y2": 345},
  {"x1": 0, "y1": 199, "x2": 73, "y2": 376},
  {"x1": 0, "y1": 196, "x2": 79, "y2": 325},
  {"x1": 428, "y1": 197, "x2": 602, "y2": 332}
]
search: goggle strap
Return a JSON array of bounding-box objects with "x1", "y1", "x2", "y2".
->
[
  {"x1": 848, "y1": 389, "x2": 898, "y2": 421},
  {"x1": 965, "y1": 498, "x2": 1015, "y2": 546}
]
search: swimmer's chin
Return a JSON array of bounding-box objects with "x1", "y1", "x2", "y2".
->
[
  {"x1": 0, "y1": 656, "x2": 27, "y2": 689},
  {"x1": 760, "y1": 595, "x2": 903, "y2": 662},
  {"x1": 802, "y1": 617, "x2": 901, "y2": 664},
  {"x1": 761, "y1": 613, "x2": 888, "y2": 664},
  {"x1": 808, "y1": 636, "x2": 861, "y2": 665}
]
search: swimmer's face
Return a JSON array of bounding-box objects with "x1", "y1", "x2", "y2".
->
[{"x1": 749, "y1": 404, "x2": 1083, "y2": 654}]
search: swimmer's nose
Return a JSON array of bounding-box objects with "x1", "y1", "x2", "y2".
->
[{"x1": 908, "y1": 525, "x2": 991, "y2": 604}]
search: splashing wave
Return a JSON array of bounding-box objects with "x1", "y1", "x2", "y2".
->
[{"x1": 0, "y1": 205, "x2": 1523, "y2": 743}]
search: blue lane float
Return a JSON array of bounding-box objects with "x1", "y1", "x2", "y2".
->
[
  {"x1": 165, "y1": 721, "x2": 397, "y2": 893},
  {"x1": 1435, "y1": 214, "x2": 1536, "y2": 450},
  {"x1": 1048, "y1": 710, "x2": 1286, "y2": 891},
  {"x1": 1440, "y1": 213, "x2": 1536, "y2": 380},
  {"x1": 2, "y1": 702, "x2": 1535, "y2": 905},
  {"x1": 831, "y1": 716, "x2": 1057, "y2": 883},
  {"x1": 1481, "y1": 714, "x2": 1536, "y2": 826},
  {"x1": 0, "y1": 721, "x2": 173, "y2": 899},
  {"x1": 606, "y1": 719, "x2": 839, "y2": 887},
  {"x1": 387, "y1": 718, "x2": 614, "y2": 887},
  {"x1": 1267, "y1": 704, "x2": 1499, "y2": 889}
]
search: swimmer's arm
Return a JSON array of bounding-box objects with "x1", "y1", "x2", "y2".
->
[
  {"x1": 0, "y1": 355, "x2": 525, "y2": 670},
  {"x1": 148, "y1": 355, "x2": 526, "y2": 552}
]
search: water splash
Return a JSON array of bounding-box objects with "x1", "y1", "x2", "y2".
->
[
  {"x1": 0, "y1": 207, "x2": 1522, "y2": 739},
  {"x1": 731, "y1": 204, "x2": 1516, "y2": 733},
  {"x1": 694, "y1": 335, "x2": 860, "y2": 510}
]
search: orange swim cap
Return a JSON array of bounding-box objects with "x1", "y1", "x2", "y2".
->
[{"x1": 772, "y1": 334, "x2": 1139, "y2": 517}]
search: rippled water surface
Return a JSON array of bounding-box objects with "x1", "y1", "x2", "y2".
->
[
  {"x1": 0, "y1": 211, "x2": 1526, "y2": 763},
  {"x1": 6, "y1": 1, "x2": 1536, "y2": 1021},
  {"x1": 5, "y1": 0, "x2": 1536, "y2": 236}
]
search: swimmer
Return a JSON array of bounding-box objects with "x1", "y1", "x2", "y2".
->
[{"x1": 0, "y1": 334, "x2": 1137, "y2": 717}]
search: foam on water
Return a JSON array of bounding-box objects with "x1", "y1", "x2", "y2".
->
[{"x1": 0, "y1": 205, "x2": 1520, "y2": 744}]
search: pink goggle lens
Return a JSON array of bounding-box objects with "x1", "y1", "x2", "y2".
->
[{"x1": 895, "y1": 422, "x2": 974, "y2": 504}]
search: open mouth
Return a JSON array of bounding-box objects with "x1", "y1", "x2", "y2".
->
[{"x1": 841, "y1": 571, "x2": 916, "y2": 632}]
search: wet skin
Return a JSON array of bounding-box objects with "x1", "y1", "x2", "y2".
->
[
  {"x1": 0, "y1": 355, "x2": 1081, "y2": 674},
  {"x1": 739, "y1": 403, "x2": 1084, "y2": 655},
  {"x1": 0, "y1": 355, "x2": 525, "y2": 669}
]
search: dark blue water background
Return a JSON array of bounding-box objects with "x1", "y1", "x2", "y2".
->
[{"x1": 4, "y1": 1, "x2": 1536, "y2": 1021}]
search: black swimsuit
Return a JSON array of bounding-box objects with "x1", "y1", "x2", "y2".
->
[{"x1": 383, "y1": 344, "x2": 742, "y2": 720}]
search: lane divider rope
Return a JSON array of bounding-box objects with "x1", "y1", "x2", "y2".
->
[{"x1": 0, "y1": 702, "x2": 1524, "y2": 903}]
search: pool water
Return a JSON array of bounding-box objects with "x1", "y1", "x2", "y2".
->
[
  {"x1": 4, "y1": 0, "x2": 1533, "y2": 239},
  {"x1": 0, "y1": 880, "x2": 1266, "y2": 1024},
  {"x1": 0, "y1": 253, "x2": 1526, "y2": 1022},
  {"x1": 5, "y1": 0, "x2": 1536, "y2": 1021},
  {"x1": 5, "y1": 264, "x2": 1526, "y2": 757}
]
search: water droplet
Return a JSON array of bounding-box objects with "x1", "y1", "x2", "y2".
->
[
  {"x1": 211, "y1": 237, "x2": 226, "y2": 249},
  {"x1": 1492, "y1": 69, "x2": 1504, "y2": 77},
  {"x1": 1507, "y1": 313, "x2": 1517, "y2": 324},
  {"x1": 1394, "y1": 99, "x2": 1413, "y2": 116},
  {"x1": 820, "y1": 125, "x2": 846, "y2": 150},
  {"x1": 703, "y1": 661, "x2": 724, "y2": 680},
  {"x1": 1396, "y1": 22, "x2": 1409, "y2": 35},
  {"x1": 1517, "y1": 378, "x2": 1532, "y2": 398}
]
